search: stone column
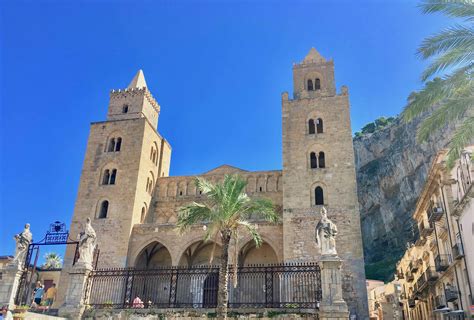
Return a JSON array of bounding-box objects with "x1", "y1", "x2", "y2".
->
[
  {"x1": 0, "y1": 263, "x2": 25, "y2": 309},
  {"x1": 319, "y1": 255, "x2": 350, "y2": 320},
  {"x1": 58, "y1": 263, "x2": 92, "y2": 319}
]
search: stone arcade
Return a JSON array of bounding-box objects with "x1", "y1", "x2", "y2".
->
[{"x1": 21, "y1": 48, "x2": 369, "y2": 318}]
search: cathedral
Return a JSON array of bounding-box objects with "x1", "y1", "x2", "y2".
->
[{"x1": 59, "y1": 48, "x2": 368, "y2": 318}]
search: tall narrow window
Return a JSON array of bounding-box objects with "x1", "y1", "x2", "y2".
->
[
  {"x1": 310, "y1": 152, "x2": 317, "y2": 169},
  {"x1": 122, "y1": 105, "x2": 129, "y2": 113},
  {"x1": 115, "y1": 138, "x2": 122, "y2": 151},
  {"x1": 308, "y1": 119, "x2": 316, "y2": 134},
  {"x1": 307, "y1": 79, "x2": 314, "y2": 91},
  {"x1": 150, "y1": 147, "x2": 154, "y2": 160},
  {"x1": 99, "y1": 200, "x2": 109, "y2": 219},
  {"x1": 315, "y1": 78, "x2": 321, "y2": 90},
  {"x1": 316, "y1": 118, "x2": 323, "y2": 133},
  {"x1": 315, "y1": 187, "x2": 324, "y2": 205},
  {"x1": 318, "y1": 152, "x2": 326, "y2": 168},
  {"x1": 110, "y1": 169, "x2": 117, "y2": 185},
  {"x1": 108, "y1": 138, "x2": 116, "y2": 152},
  {"x1": 141, "y1": 207, "x2": 146, "y2": 223},
  {"x1": 102, "y1": 170, "x2": 110, "y2": 185}
]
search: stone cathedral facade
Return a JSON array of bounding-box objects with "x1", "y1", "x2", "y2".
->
[{"x1": 59, "y1": 48, "x2": 369, "y2": 318}]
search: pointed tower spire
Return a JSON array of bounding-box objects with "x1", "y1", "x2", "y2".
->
[
  {"x1": 303, "y1": 47, "x2": 326, "y2": 63},
  {"x1": 128, "y1": 69, "x2": 148, "y2": 89}
]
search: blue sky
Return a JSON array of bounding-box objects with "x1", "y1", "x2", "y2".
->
[{"x1": 0, "y1": 0, "x2": 449, "y2": 256}]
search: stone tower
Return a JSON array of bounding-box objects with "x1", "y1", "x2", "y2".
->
[
  {"x1": 282, "y1": 48, "x2": 368, "y2": 318},
  {"x1": 64, "y1": 70, "x2": 172, "y2": 268}
]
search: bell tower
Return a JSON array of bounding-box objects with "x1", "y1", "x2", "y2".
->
[
  {"x1": 63, "y1": 70, "x2": 172, "y2": 269},
  {"x1": 281, "y1": 48, "x2": 368, "y2": 318}
]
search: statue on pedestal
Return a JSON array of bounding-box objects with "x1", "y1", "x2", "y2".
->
[
  {"x1": 12, "y1": 223, "x2": 33, "y2": 266},
  {"x1": 77, "y1": 218, "x2": 97, "y2": 268},
  {"x1": 315, "y1": 207, "x2": 338, "y2": 256}
]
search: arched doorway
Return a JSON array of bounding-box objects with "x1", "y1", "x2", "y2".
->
[
  {"x1": 132, "y1": 242, "x2": 172, "y2": 307},
  {"x1": 135, "y1": 241, "x2": 172, "y2": 269},
  {"x1": 178, "y1": 241, "x2": 221, "y2": 307}
]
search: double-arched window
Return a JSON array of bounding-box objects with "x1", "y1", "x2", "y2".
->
[
  {"x1": 308, "y1": 118, "x2": 323, "y2": 134},
  {"x1": 309, "y1": 151, "x2": 326, "y2": 169},
  {"x1": 150, "y1": 143, "x2": 158, "y2": 165},
  {"x1": 146, "y1": 172, "x2": 155, "y2": 195},
  {"x1": 307, "y1": 78, "x2": 321, "y2": 91},
  {"x1": 107, "y1": 137, "x2": 122, "y2": 152},
  {"x1": 102, "y1": 168, "x2": 117, "y2": 185}
]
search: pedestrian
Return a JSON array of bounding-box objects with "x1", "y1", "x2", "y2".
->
[
  {"x1": 32, "y1": 282, "x2": 44, "y2": 308},
  {"x1": 1, "y1": 305, "x2": 13, "y2": 320},
  {"x1": 44, "y1": 283, "x2": 57, "y2": 311}
]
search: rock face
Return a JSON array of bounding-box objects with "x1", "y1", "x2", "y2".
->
[{"x1": 353, "y1": 115, "x2": 455, "y2": 280}]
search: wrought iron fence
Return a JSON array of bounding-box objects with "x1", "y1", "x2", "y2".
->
[{"x1": 86, "y1": 263, "x2": 321, "y2": 309}]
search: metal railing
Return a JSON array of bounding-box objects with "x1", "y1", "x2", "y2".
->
[
  {"x1": 452, "y1": 243, "x2": 464, "y2": 260},
  {"x1": 86, "y1": 263, "x2": 322, "y2": 309},
  {"x1": 428, "y1": 206, "x2": 444, "y2": 222},
  {"x1": 435, "y1": 254, "x2": 450, "y2": 272},
  {"x1": 435, "y1": 295, "x2": 446, "y2": 309},
  {"x1": 445, "y1": 287, "x2": 459, "y2": 302}
]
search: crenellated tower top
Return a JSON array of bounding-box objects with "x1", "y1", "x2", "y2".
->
[{"x1": 107, "y1": 70, "x2": 161, "y2": 130}]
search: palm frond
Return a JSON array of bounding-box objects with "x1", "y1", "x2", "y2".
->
[
  {"x1": 243, "y1": 198, "x2": 280, "y2": 223},
  {"x1": 421, "y1": 47, "x2": 474, "y2": 80},
  {"x1": 237, "y1": 220, "x2": 262, "y2": 247},
  {"x1": 418, "y1": 24, "x2": 474, "y2": 60},
  {"x1": 416, "y1": 95, "x2": 473, "y2": 142},
  {"x1": 446, "y1": 116, "x2": 474, "y2": 167},
  {"x1": 177, "y1": 202, "x2": 213, "y2": 232},
  {"x1": 419, "y1": 0, "x2": 474, "y2": 20}
]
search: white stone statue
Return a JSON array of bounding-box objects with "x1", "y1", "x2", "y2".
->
[
  {"x1": 12, "y1": 223, "x2": 33, "y2": 266},
  {"x1": 315, "y1": 207, "x2": 338, "y2": 255},
  {"x1": 77, "y1": 218, "x2": 97, "y2": 268}
]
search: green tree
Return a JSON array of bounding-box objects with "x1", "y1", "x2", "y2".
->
[
  {"x1": 41, "y1": 252, "x2": 62, "y2": 269},
  {"x1": 177, "y1": 175, "x2": 279, "y2": 319},
  {"x1": 402, "y1": 0, "x2": 474, "y2": 167}
]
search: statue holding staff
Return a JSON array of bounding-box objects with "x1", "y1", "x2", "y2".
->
[{"x1": 12, "y1": 223, "x2": 33, "y2": 266}]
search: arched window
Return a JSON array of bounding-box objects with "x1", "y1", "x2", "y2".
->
[
  {"x1": 115, "y1": 138, "x2": 122, "y2": 151},
  {"x1": 310, "y1": 152, "x2": 317, "y2": 169},
  {"x1": 102, "y1": 169, "x2": 110, "y2": 185},
  {"x1": 99, "y1": 200, "x2": 109, "y2": 219},
  {"x1": 152, "y1": 150, "x2": 157, "y2": 164},
  {"x1": 307, "y1": 79, "x2": 314, "y2": 91},
  {"x1": 110, "y1": 169, "x2": 117, "y2": 185},
  {"x1": 107, "y1": 138, "x2": 116, "y2": 152},
  {"x1": 316, "y1": 118, "x2": 323, "y2": 133},
  {"x1": 141, "y1": 207, "x2": 146, "y2": 223},
  {"x1": 150, "y1": 147, "x2": 154, "y2": 160},
  {"x1": 318, "y1": 152, "x2": 326, "y2": 168},
  {"x1": 315, "y1": 78, "x2": 321, "y2": 90},
  {"x1": 308, "y1": 119, "x2": 316, "y2": 135},
  {"x1": 315, "y1": 187, "x2": 324, "y2": 205},
  {"x1": 122, "y1": 105, "x2": 129, "y2": 113}
]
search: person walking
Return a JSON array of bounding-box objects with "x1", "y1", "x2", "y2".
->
[
  {"x1": 44, "y1": 283, "x2": 57, "y2": 311},
  {"x1": 32, "y1": 282, "x2": 44, "y2": 308}
]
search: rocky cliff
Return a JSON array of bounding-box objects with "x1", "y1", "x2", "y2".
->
[{"x1": 354, "y1": 115, "x2": 455, "y2": 281}]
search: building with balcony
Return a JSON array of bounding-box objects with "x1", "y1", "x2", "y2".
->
[{"x1": 394, "y1": 147, "x2": 473, "y2": 320}]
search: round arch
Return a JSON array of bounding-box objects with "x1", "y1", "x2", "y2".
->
[
  {"x1": 238, "y1": 240, "x2": 278, "y2": 266},
  {"x1": 310, "y1": 181, "x2": 328, "y2": 207}
]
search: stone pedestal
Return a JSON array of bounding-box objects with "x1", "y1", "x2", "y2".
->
[
  {"x1": 319, "y1": 255, "x2": 349, "y2": 320},
  {"x1": 0, "y1": 263, "x2": 24, "y2": 309},
  {"x1": 58, "y1": 263, "x2": 92, "y2": 319}
]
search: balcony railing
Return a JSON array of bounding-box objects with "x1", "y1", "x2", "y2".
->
[
  {"x1": 416, "y1": 273, "x2": 427, "y2": 292},
  {"x1": 445, "y1": 287, "x2": 459, "y2": 302},
  {"x1": 425, "y1": 267, "x2": 439, "y2": 282},
  {"x1": 435, "y1": 254, "x2": 450, "y2": 272},
  {"x1": 435, "y1": 295, "x2": 446, "y2": 309},
  {"x1": 428, "y1": 206, "x2": 444, "y2": 222},
  {"x1": 408, "y1": 298, "x2": 416, "y2": 308},
  {"x1": 452, "y1": 243, "x2": 464, "y2": 260},
  {"x1": 419, "y1": 221, "x2": 434, "y2": 237}
]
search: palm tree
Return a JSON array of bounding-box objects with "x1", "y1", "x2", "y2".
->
[
  {"x1": 41, "y1": 252, "x2": 62, "y2": 269},
  {"x1": 177, "y1": 174, "x2": 279, "y2": 319},
  {"x1": 402, "y1": 0, "x2": 474, "y2": 167}
]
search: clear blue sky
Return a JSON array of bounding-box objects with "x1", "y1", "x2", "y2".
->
[{"x1": 0, "y1": 0, "x2": 449, "y2": 256}]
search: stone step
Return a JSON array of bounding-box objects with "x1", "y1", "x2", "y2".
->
[{"x1": 24, "y1": 311, "x2": 66, "y2": 320}]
